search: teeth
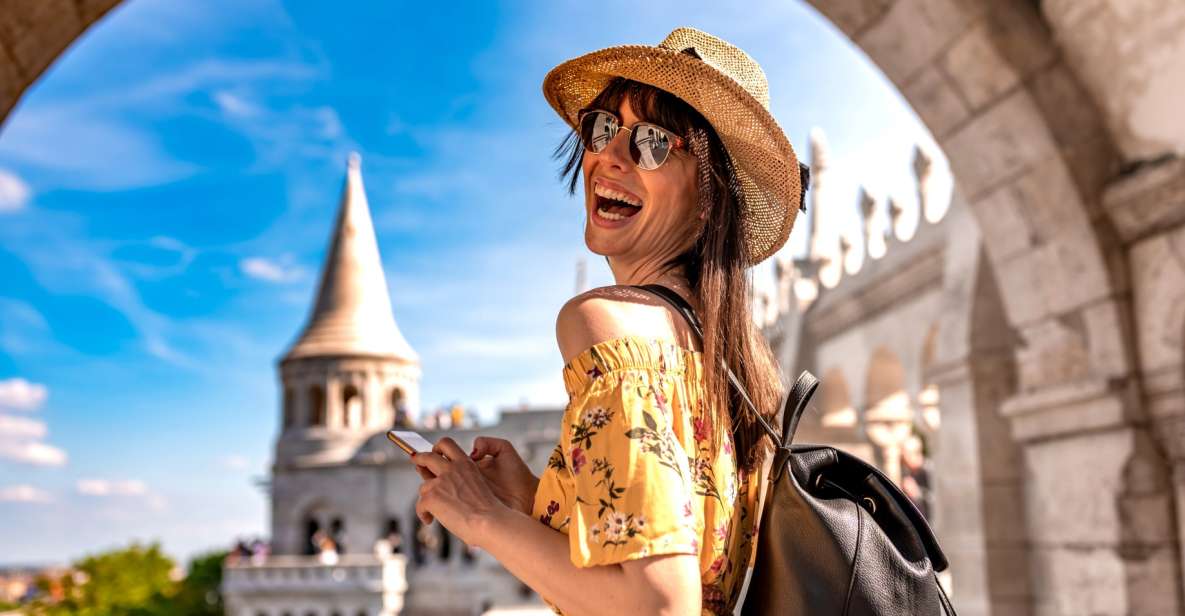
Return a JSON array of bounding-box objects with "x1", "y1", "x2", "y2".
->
[
  {"x1": 593, "y1": 183, "x2": 642, "y2": 207},
  {"x1": 596, "y1": 207, "x2": 626, "y2": 221}
]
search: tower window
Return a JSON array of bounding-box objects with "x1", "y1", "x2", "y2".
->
[
  {"x1": 343, "y1": 385, "x2": 362, "y2": 428},
  {"x1": 385, "y1": 517, "x2": 403, "y2": 554},
  {"x1": 331, "y1": 517, "x2": 347, "y2": 553},
  {"x1": 392, "y1": 389, "x2": 409, "y2": 427},
  {"x1": 309, "y1": 385, "x2": 326, "y2": 427},
  {"x1": 304, "y1": 518, "x2": 321, "y2": 556},
  {"x1": 283, "y1": 387, "x2": 295, "y2": 429}
]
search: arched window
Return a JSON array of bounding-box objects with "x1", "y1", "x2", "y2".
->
[
  {"x1": 391, "y1": 388, "x2": 409, "y2": 427},
  {"x1": 343, "y1": 385, "x2": 362, "y2": 428},
  {"x1": 283, "y1": 387, "x2": 295, "y2": 429},
  {"x1": 385, "y1": 517, "x2": 403, "y2": 554},
  {"x1": 308, "y1": 385, "x2": 326, "y2": 427},
  {"x1": 304, "y1": 518, "x2": 321, "y2": 556},
  {"x1": 331, "y1": 517, "x2": 347, "y2": 554}
]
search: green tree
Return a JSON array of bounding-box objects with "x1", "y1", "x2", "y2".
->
[
  {"x1": 29, "y1": 542, "x2": 174, "y2": 615},
  {"x1": 27, "y1": 543, "x2": 228, "y2": 616},
  {"x1": 159, "y1": 550, "x2": 227, "y2": 616}
]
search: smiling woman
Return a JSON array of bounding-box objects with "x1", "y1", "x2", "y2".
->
[{"x1": 410, "y1": 27, "x2": 801, "y2": 616}]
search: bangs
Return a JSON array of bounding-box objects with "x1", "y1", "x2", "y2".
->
[{"x1": 553, "y1": 77, "x2": 712, "y2": 194}]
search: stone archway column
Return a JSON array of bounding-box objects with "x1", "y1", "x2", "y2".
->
[
  {"x1": 1001, "y1": 384, "x2": 1180, "y2": 615},
  {"x1": 928, "y1": 354, "x2": 1028, "y2": 616}
]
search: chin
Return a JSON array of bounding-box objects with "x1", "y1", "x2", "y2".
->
[{"x1": 583, "y1": 226, "x2": 628, "y2": 259}]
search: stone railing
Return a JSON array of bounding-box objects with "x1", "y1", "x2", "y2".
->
[{"x1": 222, "y1": 553, "x2": 407, "y2": 595}]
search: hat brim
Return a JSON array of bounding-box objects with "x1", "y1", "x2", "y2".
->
[{"x1": 542, "y1": 44, "x2": 801, "y2": 265}]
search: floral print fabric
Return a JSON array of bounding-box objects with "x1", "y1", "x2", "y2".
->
[{"x1": 531, "y1": 336, "x2": 762, "y2": 615}]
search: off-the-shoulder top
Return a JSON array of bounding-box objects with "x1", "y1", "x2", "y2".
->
[{"x1": 530, "y1": 336, "x2": 762, "y2": 615}]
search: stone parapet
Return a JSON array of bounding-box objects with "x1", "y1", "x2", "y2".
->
[{"x1": 223, "y1": 554, "x2": 408, "y2": 616}]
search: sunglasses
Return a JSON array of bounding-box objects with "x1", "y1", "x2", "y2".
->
[{"x1": 577, "y1": 109, "x2": 686, "y2": 171}]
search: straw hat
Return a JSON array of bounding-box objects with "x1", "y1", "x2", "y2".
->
[{"x1": 542, "y1": 27, "x2": 804, "y2": 265}]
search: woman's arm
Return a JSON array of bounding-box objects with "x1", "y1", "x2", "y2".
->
[
  {"x1": 414, "y1": 439, "x2": 701, "y2": 616},
  {"x1": 479, "y1": 506, "x2": 701, "y2": 616}
]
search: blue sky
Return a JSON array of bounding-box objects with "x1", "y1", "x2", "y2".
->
[{"x1": 0, "y1": 0, "x2": 945, "y2": 564}]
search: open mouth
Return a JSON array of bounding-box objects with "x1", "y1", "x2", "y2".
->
[{"x1": 593, "y1": 183, "x2": 642, "y2": 221}]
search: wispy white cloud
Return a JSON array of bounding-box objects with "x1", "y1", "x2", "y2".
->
[
  {"x1": 0, "y1": 168, "x2": 30, "y2": 212},
  {"x1": 0, "y1": 440, "x2": 67, "y2": 466},
  {"x1": 77, "y1": 479, "x2": 167, "y2": 511},
  {"x1": 213, "y1": 90, "x2": 262, "y2": 118},
  {"x1": 240, "y1": 256, "x2": 306, "y2": 283},
  {"x1": 0, "y1": 378, "x2": 67, "y2": 466},
  {"x1": 77, "y1": 478, "x2": 148, "y2": 496},
  {"x1": 116, "y1": 236, "x2": 198, "y2": 281},
  {"x1": 0, "y1": 57, "x2": 326, "y2": 190},
  {"x1": 0, "y1": 484, "x2": 52, "y2": 504},
  {"x1": 0, "y1": 414, "x2": 47, "y2": 439},
  {"x1": 0, "y1": 378, "x2": 48, "y2": 411},
  {"x1": 0, "y1": 106, "x2": 198, "y2": 191}
]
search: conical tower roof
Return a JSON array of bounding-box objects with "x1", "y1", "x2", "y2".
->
[{"x1": 283, "y1": 153, "x2": 418, "y2": 363}]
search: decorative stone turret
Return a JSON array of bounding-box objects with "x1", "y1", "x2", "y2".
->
[
  {"x1": 275, "y1": 153, "x2": 421, "y2": 467},
  {"x1": 859, "y1": 187, "x2": 887, "y2": 260}
]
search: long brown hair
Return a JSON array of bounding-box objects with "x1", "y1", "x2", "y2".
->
[{"x1": 555, "y1": 77, "x2": 783, "y2": 472}]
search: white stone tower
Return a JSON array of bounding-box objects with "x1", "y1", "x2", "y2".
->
[{"x1": 275, "y1": 153, "x2": 421, "y2": 468}]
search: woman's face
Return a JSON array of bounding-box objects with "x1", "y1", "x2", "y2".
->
[{"x1": 581, "y1": 95, "x2": 700, "y2": 266}]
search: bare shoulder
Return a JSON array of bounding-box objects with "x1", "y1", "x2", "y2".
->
[{"x1": 555, "y1": 285, "x2": 697, "y2": 365}]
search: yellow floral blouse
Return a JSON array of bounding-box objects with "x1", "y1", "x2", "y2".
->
[{"x1": 531, "y1": 336, "x2": 762, "y2": 615}]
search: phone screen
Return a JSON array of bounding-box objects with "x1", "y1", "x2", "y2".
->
[{"x1": 387, "y1": 430, "x2": 434, "y2": 455}]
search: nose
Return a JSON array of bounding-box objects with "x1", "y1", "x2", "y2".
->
[{"x1": 598, "y1": 127, "x2": 634, "y2": 173}]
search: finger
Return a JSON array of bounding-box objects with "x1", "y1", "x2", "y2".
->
[
  {"x1": 412, "y1": 452, "x2": 449, "y2": 476},
  {"x1": 470, "y1": 436, "x2": 509, "y2": 459},
  {"x1": 415, "y1": 465, "x2": 435, "y2": 480},
  {"x1": 415, "y1": 498, "x2": 434, "y2": 525},
  {"x1": 434, "y1": 437, "x2": 469, "y2": 463}
]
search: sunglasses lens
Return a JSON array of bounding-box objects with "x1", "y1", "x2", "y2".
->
[
  {"x1": 579, "y1": 111, "x2": 617, "y2": 153},
  {"x1": 630, "y1": 124, "x2": 674, "y2": 170}
]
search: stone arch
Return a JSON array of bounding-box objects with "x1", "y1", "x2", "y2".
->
[
  {"x1": 299, "y1": 501, "x2": 341, "y2": 556},
  {"x1": 803, "y1": 1, "x2": 1183, "y2": 612},
  {"x1": 818, "y1": 367, "x2": 857, "y2": 428},
  {"x1": 4, "y1": 0, "x2": 1180, "y2": 611},
  {"x1": 864, "y1": 347, "x2": 913, "y2": 484}
]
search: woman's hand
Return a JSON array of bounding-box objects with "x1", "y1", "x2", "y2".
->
[
  {"x1": 412, "y1": 437, "x2": 511, "y2": 549},
  {"x1": 469, "y1": 436, "x2": 540, "y2": 516}
]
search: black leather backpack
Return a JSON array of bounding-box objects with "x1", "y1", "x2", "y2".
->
[{"x1": 637, "y1": 284, "x2": 956, "y2": 615}]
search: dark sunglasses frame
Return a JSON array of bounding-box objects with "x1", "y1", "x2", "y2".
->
[{"x1": 577, "y1": 109, "x2": 687, "y2": 171}]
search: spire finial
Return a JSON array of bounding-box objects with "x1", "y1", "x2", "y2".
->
[{"x1": 348, "y1": 151, "x2": 362, "y2": 170}]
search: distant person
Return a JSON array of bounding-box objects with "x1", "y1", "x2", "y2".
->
[
  {"x1": 409, "y1": 28, "x2": 803, "y2": 615},
  {"x1": 901, "y1": 433, "x2": 932, "y2": 519},
  {"x1": 313, "y1": 531, "x2": 338, "y2": 565}
]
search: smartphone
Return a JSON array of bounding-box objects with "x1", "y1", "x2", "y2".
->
[{"x1": 387, "y1": 430, "x2": 435, "y2": 456}]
